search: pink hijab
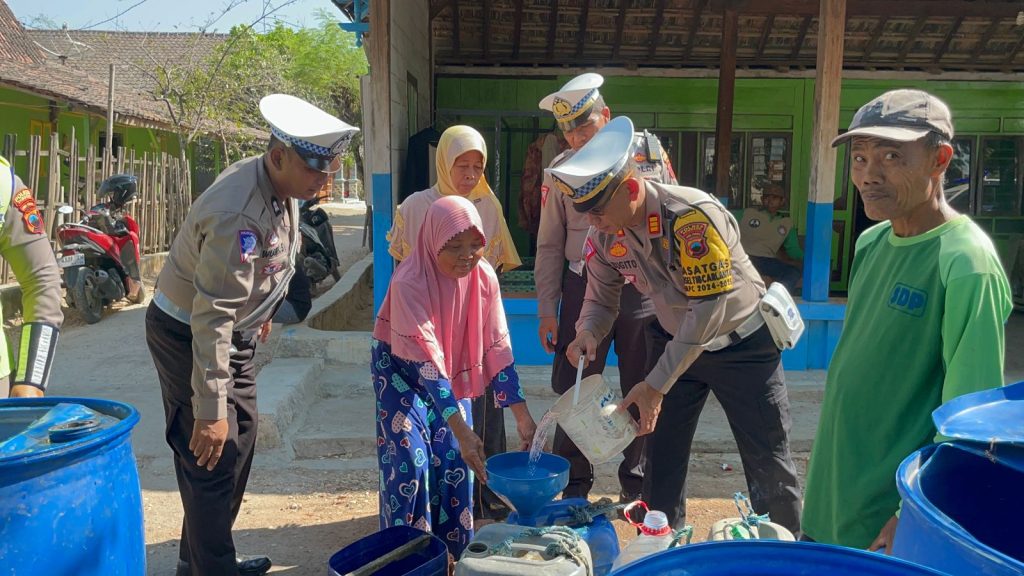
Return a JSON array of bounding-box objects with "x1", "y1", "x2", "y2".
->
[{"x1": 373, "y1": 195, "x2": 514, "y2": 400}]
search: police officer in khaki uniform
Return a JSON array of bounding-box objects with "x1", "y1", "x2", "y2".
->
[
  {"x1": 535, "y1": 73, "x2": 676, "y2": 501},
  {"x1": 146, "y1": 94, "x2": 357, "y2": 576},
  {"x1": 552, "y1": 116, "x2": 802, "y2": 534},
  {"x1": 0, "y1": 156, "x2": 63, "y2": 398}
]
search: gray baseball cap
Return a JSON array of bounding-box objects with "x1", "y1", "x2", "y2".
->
[{"x1": 832, "y1": 89, "x2": 954, "y2": 147}]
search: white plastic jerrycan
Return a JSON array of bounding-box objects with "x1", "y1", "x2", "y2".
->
[{"x1": 552, "y1": 374, "x2": 637, "y2": 465}]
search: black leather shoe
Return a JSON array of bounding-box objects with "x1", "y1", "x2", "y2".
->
[{"x1": 175, "y1": 554, "x2": 272, "y2": 576}]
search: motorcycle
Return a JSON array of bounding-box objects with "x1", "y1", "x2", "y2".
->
[
  {"x1": 56, "y1": 174, "x2": 145, "y2": 324},
  {"x1": 299, "y1": 195, "x2": 341, "y2": 287}
]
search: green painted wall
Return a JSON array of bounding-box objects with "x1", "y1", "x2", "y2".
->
[{"x1": 436, "y1": 75, "x2": 1024, "y2": 291}]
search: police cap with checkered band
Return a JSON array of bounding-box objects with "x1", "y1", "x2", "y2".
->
[
  {"x1": 259, "y1": 93, "x2": 359, "y2": 174},
  {"x1": 538, "y1": 73, "x2": 605, "y2": 133},
  {"x1": 546, "y1": 115, "x2": 636, "y2": 213}
]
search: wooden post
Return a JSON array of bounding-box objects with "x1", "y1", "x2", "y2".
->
[
  {"x1": 368, "y1": 0, "x2": 394, "y2": 312},
  {"x1": 803, "y1": 0, "x2": 847, "y2": 302},
  {"x1": 68, "y1": 127, "x2": 79, "y2": 209},
  {"x1": 46, "y1": 132, "x2": 60, "y2": 239},
  {"x1": 106, "y1": 64, "x2": 115, "y2": 179},
  {"x1": 140, "y1": 152, "x2": 149, "y2": 251},
  {"x1": 713, "y1": 7, "x2": 738, "y2": 205}
]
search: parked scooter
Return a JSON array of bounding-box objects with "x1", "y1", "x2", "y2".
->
[
  {"x1": 299, "y1": 195, "x2": 340, "y2": 287},
  {"x1": 56, "y1": 174, "x2": 145, "y2": 323}
]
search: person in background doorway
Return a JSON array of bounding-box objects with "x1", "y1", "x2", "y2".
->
[
  {"x1": 734, "y1": 183, "x2": 803, "y2": 293},
  {"x1": 0, "y1": 155, "x2": 63, "y2": 398},
  {"x1": 271, "y1": 264, "x2": 312, "y2": 324},
  {"x1": 801, "y1": 89, "x2": 1012, "y2": 552},
  {"x1": 387, "y1": 125, "x2": 523, "y2": 522},
  {"x1": 534, "y1": 72, "x2": 676, "y2": 503},
  {"x1": 373, "y1": 195, "x2": 536, "y2": 558}
]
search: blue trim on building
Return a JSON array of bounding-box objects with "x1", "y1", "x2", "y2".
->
[
  {"x1": 372, "y1": 172, "x2": 394, "y2": 314},
  {"x1": 803, "y1": 199, "x2": 835, "y2": 302}
]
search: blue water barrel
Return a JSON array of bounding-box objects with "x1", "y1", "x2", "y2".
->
[
  {"x1": 608, "y1": 541, "x2": 948, "y2": 575},
  {"x1": 893, "y1": 442, "x2": 1024, "y2": 576},
  {"x1": 508, "y1": 497, "x2": 620, "y2": 576},
  {"x1": 329, "y1": 525, "x2": 448, "y2": 576},
  {"x1": 0, "y1": 398, "x2": 144, "y2": 575}
]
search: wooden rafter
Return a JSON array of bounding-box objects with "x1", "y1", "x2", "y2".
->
[
  {"x1": 860, "y1": 15, "x2": 888, "y2": 62},
  {"x1": 576, "y1": 0, "x2": 591, "y2": 59},
  {"x1": 1003, "y1": 28, "x2": 1024, "y2": 65},
  {"x1": 969, "y1": 17, "x2": 1001, "y2": 61},
  {"x1": 756, "y1": 14, "x2": 775, "y2": 59},
  {"x1": 482, "y1": 0, "x2": 491, "y2": 60},
  {"x1": 790, "y1": 15, "x2": 812, "y2": 60},
  {"x1": 511, "y1": 0, "x2": 524, "y2": 59},
  {"x1": 546, "y1": 0, "x2": 559, "y2": 61},
  {"x1": 612, "y1": 0, "x2": 629, "y2": 61},
  {"x1": 451, "y1": 0, "x2": 460, "y2": 57},
  {"x1": 708, "y1": 0, "x2": 1023, "y2": 18},
  {"x1": 682, "y1": 0, "x2": 709, "y2": 61},
  {"x1": 896, "y1": 16, "x2": 929, "y2": 66},
  {"x1": 932, "y1": 16, "x2": 963, "y2": 63},
  {"x1": 648, "y1": 0, "x2": 670, "y2": 60}
]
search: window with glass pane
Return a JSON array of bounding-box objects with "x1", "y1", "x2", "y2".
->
[
  {"x1": 944, "y1": 137, "x2": 973, "y2": 214},
  {"x1": 701, "y1": 134, "x2": 743, "y2": 209},
  {"x1": 979, "y1": 137, "x2": 1021, "y2": 216},
  {"x1": 748, "y1": 135, "x2": 791, "y2": 209}
]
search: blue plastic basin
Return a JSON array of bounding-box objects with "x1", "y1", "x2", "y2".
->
[
  {"x1": 893, "y1": 442, "x2": 1024, "y2": 576},
  {"x1": 508, "y1": 497, "x2": 620, "y2": 576},
  {"x1": 0, "y1": 397, "x2": 144, "y2": 575},
  {"x1": 329, "y1": 525, "x2": 448, "y2": 576},
  {"x1": 485, "y1": 451, "x2": 569, "y2": 524},
  {"x1": 608, "y1": 541, "x2": 949, "y2": 575}
]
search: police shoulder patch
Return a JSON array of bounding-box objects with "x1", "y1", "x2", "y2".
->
[
  {"x1": 238, "y1": 230, "x2": 259, "y2": 263},
  {"x1": 673, "y1": 210, "x2": 733, "y2": 298},
  {"x1": 12, "y1": 189, "x2": 44, "y2": 234}
]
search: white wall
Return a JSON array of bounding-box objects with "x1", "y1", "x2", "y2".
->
[{"x1": 389, "y1": 0, "x2": 431, "y2": 197}]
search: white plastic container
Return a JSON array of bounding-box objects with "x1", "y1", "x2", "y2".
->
[
  {"x1": 610, "y1": 510, "x2": 675, "y2": 571},
  {"x1": 552, "y1": 374, "x2": 637, "y2": 465},
  {"x1": 708, "y1": 517, "x2": 795, "y2": 541}
]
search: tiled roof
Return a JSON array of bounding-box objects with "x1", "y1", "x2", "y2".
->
[
  {"x1": 26, "y1": 29, "x2": 228, "y2": 93},
  {"x1": 0, "y1": 0, "x2": 42, "y2": 64}
]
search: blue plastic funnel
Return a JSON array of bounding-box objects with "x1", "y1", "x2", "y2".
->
[{"x1": 486, "y1": 451, "x2": 569, "y2": 526}]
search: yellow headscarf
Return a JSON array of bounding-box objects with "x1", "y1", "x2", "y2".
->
[{"x1": 435, "y1": 126, "x2": 521, "y2": 271}]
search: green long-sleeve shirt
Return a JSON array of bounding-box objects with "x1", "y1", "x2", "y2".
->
[{"x1": 802, "y1": 215, "x2": 1012, "y2": 549}]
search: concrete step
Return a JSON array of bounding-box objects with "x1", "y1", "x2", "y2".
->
[
  {"x1": 285, "y1": 364, "x2": 823, "y2": 464},
  {"x1": 255, "y1": 357, "x2": 325, "y2": 451}
]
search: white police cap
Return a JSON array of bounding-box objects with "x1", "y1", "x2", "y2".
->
[
  {"x1": 538, "y1": 73, "x2": 605, "y2": 132},
  {"x1": 259, "y1": 93, "x2": 359, "y2": 173},
  {"x1": 546, "y1": 115, "x2": 635, "y2": 212}
]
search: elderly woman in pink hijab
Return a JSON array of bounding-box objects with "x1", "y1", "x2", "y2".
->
[{"x1": 372, "y1": 195, "x2": 536, "y2": 556}]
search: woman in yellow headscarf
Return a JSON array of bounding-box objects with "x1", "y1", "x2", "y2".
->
[{"x1": 388, "y1": 125, "x2": 521, "y2": 272}]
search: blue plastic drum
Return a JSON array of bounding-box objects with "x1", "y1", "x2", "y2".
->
[
  {"x1": 0, "y1": 398, "x2": 144, "y2": 575},
  {"x1": 607, "y1": 541, "x2": 949, "y2": 575}
]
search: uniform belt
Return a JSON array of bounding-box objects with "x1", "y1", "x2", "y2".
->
[
  {"x1": 705, "y1": 310, "x2": 766, "y2": 352},
  {"x1": 153, "y1": 289, "x2": 191, "y2": 325}
]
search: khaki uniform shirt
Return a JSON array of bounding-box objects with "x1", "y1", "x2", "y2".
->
[
  {"x1": 534, "y1": 132, "x2": 677, "y2": 318},
  {"x1": 157, "y1": 156, "x2": 298, "y2": 420},
  {"x1": 578, "y1": 181, "x2": 765, "y2": 393},
  {"x1": 737, "y1": 207, "x2": 794, "y2": 258}
]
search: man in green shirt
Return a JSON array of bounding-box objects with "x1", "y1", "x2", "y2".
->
[
  {"x1": 733, "y1": 183, "x2": 803, "y2": 293},
  {"x1": 801, "y1": 89, "x2": 1013, "y2": 551}
]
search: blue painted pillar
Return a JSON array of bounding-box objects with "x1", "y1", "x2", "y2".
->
[
  {"x1": 803, "y1": 200, "x2": 834, "y2": 302},
  {"x1": 803, "y1": 0, "x2": 847, "y2": 303},
  {"x1": 372, "y1": 173, "x2": 394, "y2": 314}
]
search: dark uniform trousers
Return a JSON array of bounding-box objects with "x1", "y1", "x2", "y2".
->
[
  {"x1": 146, "y1": 304, "x2": 258, "y2": 576},
  {"x1": 471, "y1": 388, "x2": 507, "y2": 520},
  {"x1": 643, "y1": 321, "x2": 802, "y2": 534},
  {"x1": 552, "y1": 267, "x2": 652, "y2": 499}
]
